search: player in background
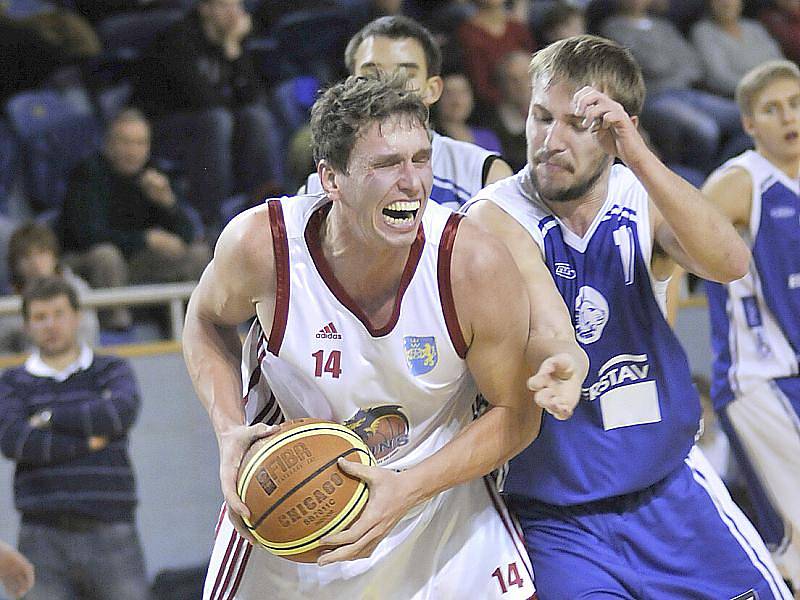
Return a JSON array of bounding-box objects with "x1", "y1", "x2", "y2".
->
[
  {"x1": 704, "y1": 59, "x2": 800, "y2": 596},
  {"x1": 300, "y1": 15, "x2": 514, "y2": 209},
  {"x1": 467, "y1": 35, "x2": 792, "y2": 599},
  {"x1": 184, "y1": 73, "x2": 586, "y2": 599}
]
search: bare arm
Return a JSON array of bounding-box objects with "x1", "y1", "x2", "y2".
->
[
  {"x1": 572, "y1": 86, "x2": 750, "y2": 283},
  {"x1": 0, "y1": 541, "x2": 34, "y2": 599},
  {"x1": 467, "y1": 200, "x2": 588, "y2": 395},
  {"x1": 182, "y1": 205, "x2": 277, "y2": 542}
]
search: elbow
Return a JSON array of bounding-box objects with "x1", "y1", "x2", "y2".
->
[{"x1": 719, "y1": 244, "x2": 751, "y2": 283}]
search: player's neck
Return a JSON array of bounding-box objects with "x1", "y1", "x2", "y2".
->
[
  {"x1": 320, "y1": 210, "x2": 414, "y2": 316},
  {"x1": 757, "y1": 147, "x2": 800, "y2": 179},
  {"x1": 542, "y1": 180, "x2": 610, "y2": 238}
]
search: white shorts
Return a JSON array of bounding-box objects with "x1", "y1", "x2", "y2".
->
[
  {"x1": 204, "y1": 476, "x2": 535, "y2": 599},
  {"x1": 725, "y1": 377, "x2": 800, "y2": 587}
]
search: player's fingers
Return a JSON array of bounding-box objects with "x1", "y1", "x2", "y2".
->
[
  {"x1": 318, "y1": 529, "x2": 378, "y2": 565},
  {"x1": 222, "y1": 475, "x2": 250, "y2": 519},
  {"x1": 336, "y1": 456, "x2": 374, "y2": 483},
  {"x1": 550, "y1": 354, "x2": 576, "y2": 380},
  {"x1": 248, "y1": 422, "x2": 279, "y2": 443},
  {"x1": 227, "y1": 507, "x2": 258, "y2": 545}
]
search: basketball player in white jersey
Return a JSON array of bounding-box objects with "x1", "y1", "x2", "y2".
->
[
  {"x1": 703, "y1": 60, "x2": 800, "y2": 595},
  {"x1": 466, "y1": 35, "x2": 792, "y2": 598},
  {"x1": 183, "y1": 74, "x2": 587, "y2": 599},
  {"x1": 300, "y1": 16, "x2": 513, "y2": 209}
]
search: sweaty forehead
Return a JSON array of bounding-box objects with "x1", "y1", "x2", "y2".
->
[{"x1": 531, "y1": 79, "x2": 579, "y2": 113}]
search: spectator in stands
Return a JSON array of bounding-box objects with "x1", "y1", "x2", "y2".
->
[
  {"x1": 0, "y1": 540, "x2": 34, "y2": 599},
  {"x1": 456, "y1": 0, "x2": 536, "y2": 108},
  {"x1": 0, "y1": 277, "x2": 148, "y2": 600},
  {"x1": 759, "y1": 0, "x2": 800, "y2": 65},
  {"x1": 536, "y1": 2, "x2": 586, "y2": 46},
  {"x1": 490, "y1": 50, "x2": 531, "y2": 172},
  {"x1": 134, "y1": 0, "x2": 283, "y2": 228},
  {"x1": 433, "y1": 72, "x2": 502, "y2": 153},
  {"x1": 601, "y1": 0, "x2": 748, "y2": 173},
  {"x1": 59, "y1": 109, "x2": 210, "y2": 330},
  {"x1": 692, "y1": 0, "x2": 784, "y2": 98},
  {"x1": 71, "y1": 0, "x2": 164, "y2": 24},
  {"x1": 0, "y1": 223, "x2": 99, "y2": 353}
]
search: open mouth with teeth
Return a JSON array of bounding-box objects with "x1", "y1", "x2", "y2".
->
[{"x1": 382, "y1": 200, "x2": 421, "y2": 225}]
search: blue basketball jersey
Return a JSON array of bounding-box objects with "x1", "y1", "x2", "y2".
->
[
  {"x1": 706, "y1": 150, "x2": 800, "y2": 411},
  {"x1": 470, "y1": 165, "x2": 701, "y2": 505}
]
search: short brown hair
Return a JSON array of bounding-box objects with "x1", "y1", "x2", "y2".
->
[
  {"x1": 735, "y1": 60, "x2": 800, "y2": 118},
  {"x1": 8, "y1": 222, "x2": 59, "y2": 291},
  {"x1": 22, "y1": 276, "x2": 80, "y2": 321},
  {"x1": 529, "y1": 34, "x2": 646, "y2": 117},
  {"x1": 310, "y1": 73, "x2": 429, "y2": 174}
]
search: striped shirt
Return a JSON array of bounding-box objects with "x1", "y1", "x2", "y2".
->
[{"x1": 0, "y1": 351, "x2": 141, "y2": 522}]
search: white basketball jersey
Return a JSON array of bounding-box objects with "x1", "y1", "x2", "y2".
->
[
  {"x1": 707, "y1": 150, "x2": 800, "y2": 404},
  {"x1": 204, "y1": 194, "x2": 535, "y2": 599},
  {"x1": 301, "y1": 132, "x2": 498, "y2": 210}
]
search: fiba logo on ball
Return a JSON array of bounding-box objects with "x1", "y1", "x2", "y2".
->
[
  {"x1": 237, "y1": 419, "x2": 375, "y2": 562},
  {"x1": 345, "y1": 405, "x2": 409, "y2": 462}
]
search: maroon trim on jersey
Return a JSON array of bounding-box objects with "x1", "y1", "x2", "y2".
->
[
  {"x1": 209, "y1": 531, "x2": 238, "y2": 599},
  {"x1": 305, "y1": 204, "x2": 425, "y2": 337},
  {"x1": 437, "y1": 213, "x2": 468, "y2": 358},
  {"x1": 483, "y1": 478, "x2": 535, "y2": 584},
  {"x1": 225, "y1": 542, "x2": 252, "y2": 599},
  {"x1": 267, "y1": 200, "x2": 290, "y2": 355}
]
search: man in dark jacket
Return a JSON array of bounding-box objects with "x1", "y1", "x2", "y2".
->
[
  {"x1": 134, "y1": 0, "x2": 283, "y2": 228},
  {"x1": 59, "y1": 108, "x2": 210, "y2": 329}
]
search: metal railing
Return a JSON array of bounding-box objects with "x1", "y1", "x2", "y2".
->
[{"x1": 0, "y1": 282, "x2": 197, "y2": 341}]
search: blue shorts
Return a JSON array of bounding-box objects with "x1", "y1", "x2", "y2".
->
[{"x1": 507, "y1": 447, "x2": 791, "y2": 599}]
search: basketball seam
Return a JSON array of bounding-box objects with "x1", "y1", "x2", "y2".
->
[{"x1": 249, "y1": 446, "x2": 370, "y2": 530}]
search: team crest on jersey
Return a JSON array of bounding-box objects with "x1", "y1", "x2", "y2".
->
[
  {"x1": 344, "y1": 405, "x2": 410, "y2": 462},
  {"x1": 575, "y1": 286, "x2": 609, "y2": 344},
  {"x1": 403, "y1": 336, "x2": 438, "y2": 375},
  {"x1": 555, "y1": 262, "x2": 576, "y2": 279}
]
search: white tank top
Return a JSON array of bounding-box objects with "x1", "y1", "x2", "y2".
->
[{"x1": 241, "y1": 194, "x2": 478, "y2": 471}]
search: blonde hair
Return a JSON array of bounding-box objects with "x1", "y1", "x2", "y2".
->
[
  {"x1": 528, "y1": 34, "x2": 645, "y2": 117},
  {"x1": 735, "y1": 60, "x2": 800, "y2": 118}
]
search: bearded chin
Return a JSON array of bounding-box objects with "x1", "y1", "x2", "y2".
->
[{"x1": 531, "y1": 155, "x2": 611, "y2": 204}]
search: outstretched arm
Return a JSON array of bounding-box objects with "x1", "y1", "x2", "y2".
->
[
  {"x1": 182, "y1": 206, "x2": 278, "y2": 544},
  {"x1": 467, "y1": 200, "x2": 589, "y2": 418},
  {"x1": 571, "y1": 86, "x2": 750, "y2": 283}
]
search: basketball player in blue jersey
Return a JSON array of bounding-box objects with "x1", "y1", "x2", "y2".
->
[
  {"x1": 704, "y1": 60, "x2": 800, "y2": 596},
  {"x1": 300, "y1": 16, "x2": 513, "y2": 209},
  {"x1": 183, "y1": 74, "x2": 587, "y2": 599},
  {"x1": 467, "y1": 35, "x2": 792, "y2": 599}
]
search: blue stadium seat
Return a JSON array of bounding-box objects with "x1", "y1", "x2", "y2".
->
[
  {"x1": 95, "y1": 8, "x2": 185, "y2": 64},
  {"x1": 0, "y1": 119, "x2": 20, "y2": 214},
  {"x1": 0, "y1": 0, "x2": 55, "y2": 18},
  {"x1": 4, "y1": 88, "x2": 103, "y2": 213}
]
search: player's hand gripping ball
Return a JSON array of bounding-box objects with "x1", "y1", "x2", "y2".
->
[{"x1": 237, "y1": 418, "x2": 376, "y2": 562}]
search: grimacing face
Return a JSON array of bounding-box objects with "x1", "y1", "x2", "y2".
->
[
  {"x1": 744, "y1": 77, "x2": 800, "y2": 165},
  {"x1": 327, "y1": 115, "x2": 432, "y2": 250},
  {"x1": 526, "y1": 79, "x2": 610, "y2": 204},
  {"x1": 351, "y1": 36, "x2": 442, "y2": 106}
]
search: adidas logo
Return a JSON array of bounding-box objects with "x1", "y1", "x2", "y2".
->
[{"x1": 316, "y1": 322, "x2": 342, "y2": 339}]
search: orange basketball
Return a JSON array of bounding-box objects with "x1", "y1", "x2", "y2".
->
[{"x1": 237, "y1": 418, "x2": 375, "y2": 562}]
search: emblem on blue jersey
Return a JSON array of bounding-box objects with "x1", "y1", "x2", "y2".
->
[
  {"x1": 403, "y1": 336, "x2": 438, "y2": 375},
  {"x1": 575, "y1": 286, "x2": 609, "y2": 344},
  {"x1": 555, "y1": 262, "x2": 576, "y2": 279}
]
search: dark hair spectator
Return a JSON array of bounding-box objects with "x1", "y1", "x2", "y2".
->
[
  {"x1": 759, "y1": 0, "x2": 800, "y2": 65},
  {"x1": 537, "y1": 2, "x2": 586, "y2": 46},
  {"x1": 434, "y1": 72, "x2": 502, "y2": 153}
]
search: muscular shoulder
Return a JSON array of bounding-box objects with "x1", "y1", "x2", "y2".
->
[
  {"x1": 213, "y1": 204, "x2": 276, "y2": 300},
  {"x1": 702, "y1": 166, "x2": 753, "y2": 227}
]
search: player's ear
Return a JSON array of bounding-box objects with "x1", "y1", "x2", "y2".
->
[
  {"x1": 740, "y1": 114, "x2": 755, "y2": 138},
  {"x1": 422, "y1": 75, "x2": 444, "y2": 106},
  {"x1": 318, "y1": 159, "x2": 341, "y2": 199},
  {"x1": 630, "y1": 114, "x2": 640, "y2": 129}
]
